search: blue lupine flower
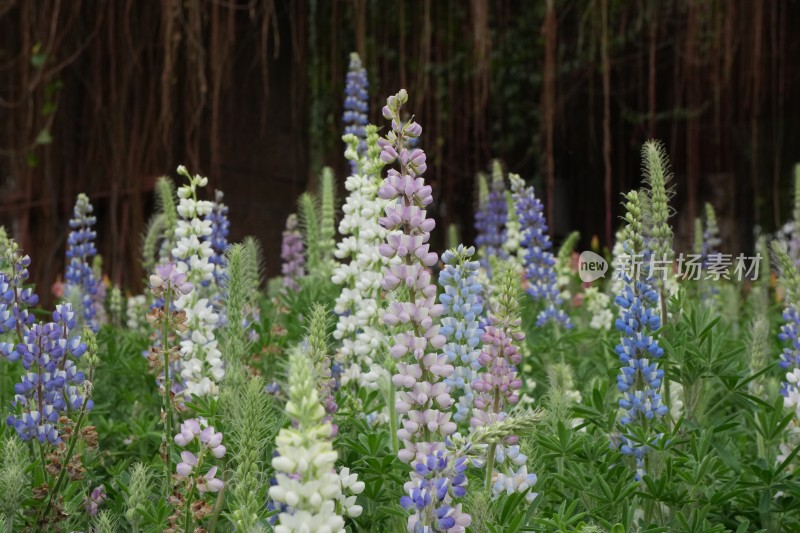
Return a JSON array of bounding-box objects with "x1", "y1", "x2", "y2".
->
[
  {"x1": 65, "y1": 193, "x2": 101, "y2": 330},
  {"x1": 6, "y1": 303, "x2": 92, "y2": 445},
  {"x1": 343, "y1": 52, "x2": 369, "y2": 174},
  {"x1": 474, "y1": 171, "x2": 508, "y2": 269},
  {"x1": 401, "y1": 449, "x2": 471, "y2": 532},
  {"x1": 614, "y1": 191, "x2": 667, "y2": 480},
  {"x1": 438, "y1": 245, "x2": 484, "y2": 424},
  {"x1": 0, "y1": 244, "x2": 39, "y2": 360},
  {"x1": 510, "y1": 175, "x2": 571, "y2": 328},
  {"x1": 205, "y1": 189, "x2": 230, "y2": 285}
]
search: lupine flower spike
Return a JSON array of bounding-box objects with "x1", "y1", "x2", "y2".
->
[
  {"x1": 65, "y1": 193, "x2": 102, "y2": 331},
  {"x1": 474, "y1": 162, "x2": 508, "y2": 272},
  {"x1": 333, "y1": 125, "x2": 391, "y2": 390},
  {"x1": 281, "y1": 214, "x2": 305, "y2": 292},
  {"x1": 378, "y1": 89, "x2": 471, "y2": 531},
  {"x1": 172, "y1": 166, "x2": 224, "y2": 397},
  {"x1": 438, "y1": 245, "x2": 484, "y2": 426},
  {"x1": 510, "y1": 174, "x2": 571, "y2": 328},
  {"x1": 614, "y1": 190, "x2": 667, "y2": 481},
  {"x1": 343, "y1": 52, "x2": 369, "y2": 174}
]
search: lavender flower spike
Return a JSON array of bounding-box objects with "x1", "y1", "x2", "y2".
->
[
  {"x1": 343, "y1": 52, "x2": 369, "y2": 173},
  {"x1": 65, "y1": 193, "x2": 102, "y2": 331},
  {"x1": 281, "y1": 214, "x2": 305, "y2": 292},
  {"x1": 510, "y1": 174, "x2": 571, "y2": 329},
  {"x1": 378, "y1": 90, "x2": 470, "y2": 531},
  {"x1": 474, "y1": 163, "x2": 508, "y2": 270}
]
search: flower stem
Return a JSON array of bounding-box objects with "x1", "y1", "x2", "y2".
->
[
  {"x1": 183, "y1": 452, "x2": 204, "y2": 533},
  {"x1": 388, "y1": 379, "x2": 398, "y2": 454},
  {"x1": 162, "y1": 288, "x2": 173, "y2": 499}
]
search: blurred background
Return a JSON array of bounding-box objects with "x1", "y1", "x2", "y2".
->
[{"x1": 1, "y1": 0, "x2": 799, "y2": 300}]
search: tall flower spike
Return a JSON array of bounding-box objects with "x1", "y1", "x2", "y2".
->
[
  {"x1": 474, "y1": 162, "x2": 508, "y2": 271},
  {"x1": 306, "y1": 304, "x2": 338, "y2": 435},
  {"x1": 205, "y1": 189, "x2": 230, "y2": 286},
  {"x1": 642, "y1": 140, "x2": 675, "y2": 326},
  {"x1": 65, "y1": 193, "x2": 102, "y2": 331},
  {"x1": 333, "y1": 126, "x2": 391, "y2": 389},
  {"x1": 510, "y1": 174, "x2": 571, "y2": 329},
  {"x1": 438, "y1": 245, "x2": 484, "y2": 426},
  {"x1": 281, "y1": 214, "x2": 305, "y2": 292},
  {"x1": 171, "y1": 166, "x2": 223, "y2": 397},
  {"x1": 378, "y1": 89, "x2": 453, "y2": 458},
  {"x1": 343, "y1": 51, "x2": 369, "y2": 174},
  {"x1": 471, "y1": 261, "x2": 528, "y2": 491},
  {"x1": 268, "y1": 343, "x2": 345, "y2": 532},
  {"x1": 773, "y1": 241, "x2": 800, "y2": 421},
  {"x1": 0, "y1": 241, "x2": 39, "y2": 361},
  {"x1": 7, "y1": 304, "x2": 91, "y2": 445},
  {"x1": 614, "y1": 190, "x2": 667, "y2": 481},
  {"x1": 378, "y1": 89, "x2": 470, "y2": 531}
]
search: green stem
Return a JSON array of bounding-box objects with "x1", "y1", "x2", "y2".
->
[
  {"x1": 162, "y1": 289, "x2": 173, "y2": 498},
  {"x1": 38, "y1": 397, "x2": 89, "y2": 526},
  {"x1": 388, "y1": 380, "x2": 398, "y2": 454},
  {"x1": 183, "y1": 451, "x2": 204, "y2": 533},
  {"x1": 484, "y1": 389, "x2": 502, "y2": 490}
]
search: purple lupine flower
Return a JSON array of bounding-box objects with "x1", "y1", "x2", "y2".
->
[
  {"x1": 6, "y1": 303, "x2": 91, "y2": 445},
  {"x1": 65, "y1": 193, "x2": 102, "y2": 331},
  {"x1": 470, "y1": 323, "x2": 524, "y2": 430},
  {"x1": 343, "y1": 52, "x2": 369, "y2": 174},
  {"x1": 401, "y1": 450, "x2": 471, "y2": 532},
  {"x1": 378, "y1": 90, "x2": 453, "y2": 461},
  {"x1": 0, "y1": 244, "x2": 39, "y2": 362},
  {"x1": 474, "y1": 171, "x2": 508, "y2": 270},
  {"x1": 281, "y1": 214, "x2": 305, "y2": 292},
  {"x1": 378, "y1": 89, "x2": 469, "y2": 531},
  {"x1": 204, "y1": 189, "x2": 230, "y2": 285},
  {"x1": 511, "y1": 175, "x2": 572, "y2": 328},
  {"x1": 438, "y1": 246, "x2": 484, "y2": 425},
  {"x1": 150, "y1": 262, "x2": 194, "y2": 297},
  {"x1": 174, "y1": 418, "x2": 226, "y2": 493},
  {"x1": 85, "y1": 486, "x2": 108, "y2": 516}
]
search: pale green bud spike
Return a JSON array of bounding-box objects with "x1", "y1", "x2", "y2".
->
[
  {"x1": 622, "y1": 190, "x2": 644, "y2": 256},
  {"x1": 92, "y1": 511, "x2": 119, "y2": 533},
  {"x1": 364, "y1": 124, "x2": 384, "y2": 179},
  {"x1": 298, "y1": 192, "x2": 321, "y2": 271},
  {"x1": 222, "y1": 375, "x2": 277, "y2": 532},
  {"x1": 243, "y1": 236, "x2": 265, "y2": 293},
  {"x1": 693, "y1": 217, "x2": 704, "y2": 256},
  {"x1": 475, "y1": 173, "x2": 489, "y2": 210},
  {"x1": 0, "y1": 435, "x2": 28, "y2": 531},
  {"x1": 222, "y1": 244, "x2": 254, "y2": 365},
  {"x1": 447, "y1": 224, "x2": 461, "y2": 251},
  {"x1": 155, "y1": 177, "x2": 178, "y2": 258},
  {"x1": 493, "y1": 260, "x2": 522, "y2": 327},
  {"x1": 642, "y1": 140, "x2": 674, "y2": 262},
  {"x1": 306, "y1": 303, "x2": 331, "y2": 374},
  {"x1": 123, "y1": 463, "x2": 151, "y2": 531},
  {"x1": 772, "y1": 240, "x2": 800, "y2": 304},
  {"x1": 490, "y1": 160, "x2": 505, "y2": 192},
  {"x1": 319, "y1": 167, "x2": 337, "y2": 264},
  {"x1": 286, "y1": 344, "x2": 325, "y2": 430},
  {"x1": 557, "y1": 231, "x2": 580, "y2": 267},
  {"x1": 141, "y1": 213, "x2": 166, "y2": 273}
]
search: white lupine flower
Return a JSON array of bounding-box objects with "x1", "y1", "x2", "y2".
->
[
  {"x1": 171, "y1": 167, "x2": 224, "y2": 397},
  {"x1": 270, "y1": 348, "x2": 352, "y2": 532},
  {"x1": 584, "y1": 287, "x2": 613, "y2": 330},
  {"x1": 331, "y1": 169, "x2": 397, "y2": 385},
  {"x1": 125, "y1": 294, "x2": 148, "y2": 332}
]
